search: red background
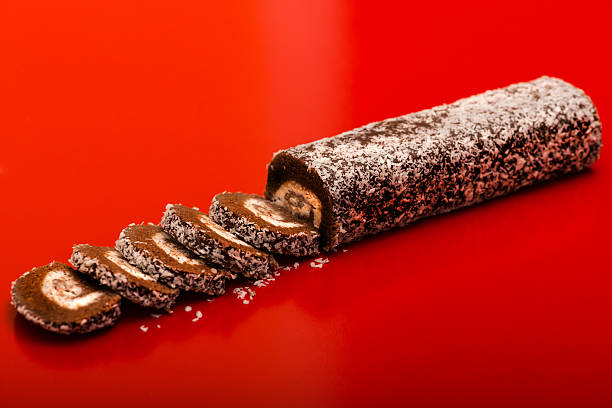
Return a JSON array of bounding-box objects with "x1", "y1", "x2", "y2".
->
[{"x1": 1, "y1": 1, "x2": 611, "y2": 407}]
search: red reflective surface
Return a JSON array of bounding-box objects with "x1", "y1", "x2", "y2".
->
[{"x1": 1, "y1": 1, "x2": 611, "y2": 407}]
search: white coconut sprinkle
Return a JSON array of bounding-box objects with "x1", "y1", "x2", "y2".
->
[
  {"x1": 243, "y1": 300, "x2": 249, "y2": 304},
  {"x1": 196, "y1": 310, "x2": 203, "y2": 318},
  {"x1": 310, "y1": 262, "x2": 323, "y2": 269},
  {"x1": 150, "y1": 314, "x2": 161, "y2": 318},
  {"x1": 185, "y1": 306, "x2": 192, "y2": 312},
  {"x1": 140, "y1": 325, "x2": 148, "y2": 332},
  {"x1": 233, "y1": 286, "x2": 257, "y2": 302},
  {"x1": 156, "y1": 324, "x2": 161, "y2": 329}
]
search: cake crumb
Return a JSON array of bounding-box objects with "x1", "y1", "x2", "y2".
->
[{"x1": 310, "y1": 262, "x2": 323, "y2": 269}]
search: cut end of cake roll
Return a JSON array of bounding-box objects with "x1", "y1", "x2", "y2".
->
[
  {"x1": 11, "y1": 262, "x2": 122, "y2": 335},
  {"x1": 265, "y1": 154, "x2": 340, "y2": 251},
  {"x1": 209, "y1": 192, "x2": 320, "y2": 257}
]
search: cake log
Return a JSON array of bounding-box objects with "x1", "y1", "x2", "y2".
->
[{"x1": 265, "y1": 77, "x2": 602, "y2": 250}]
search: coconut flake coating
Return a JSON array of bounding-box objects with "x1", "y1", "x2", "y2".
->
[
  {"x1": 161, "y1": 204, "x2": 279, "y2": 279},
  {"x1": 265, "y1": 76, "x2": 602, "y2": 250},
  {"x1": 209, "y1": 192, "x2": 320, "y2": 257},
  {"x1": 116, "y1": 224, "x2": 228, "y2": 295},
  {"x1": 70, "y1": 245, "x2": 179, "y2": 310},
  {"x1": 10, "y1": 262, "x2": 122, "y2": 335}
]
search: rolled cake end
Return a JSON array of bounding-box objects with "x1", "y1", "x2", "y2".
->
[
  {"x1": 265, "y1": 152, "x2": 338, "y2": 250},
  {"x1": 265, "y1": 77, "x2": 603, "y2": 251}
]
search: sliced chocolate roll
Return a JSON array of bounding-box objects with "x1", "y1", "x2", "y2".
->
[
  {"x1": 70, "y1": 245, "x2": 179, "y2": 310},
  {"x1": 11, "y1": 262, "x2": 121, "y2": 335},
  {"x1": 161, "y1": 204, "x2": 278, "y2": 279},
  {"x1": 116, "y1": 224, "x2": 228, "y2": 294},
  {"x1": 265, "y1": 76, "x2": 602, "y2": 250},
  {"x1": 209, "y1": 192, "x2": 319, "y2": 256}
]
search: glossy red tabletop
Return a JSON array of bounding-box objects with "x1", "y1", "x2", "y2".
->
[{"x1": 1, "y1": 1, "x2": 611, "y2": 407}]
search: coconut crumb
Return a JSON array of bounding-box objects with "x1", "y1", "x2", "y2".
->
[
  {"x1": 310, "y1": 262, "x2": 323, "y2": 269},
  {"x1": 140, "y1": 325, "x2": 148, "y2": 332}
]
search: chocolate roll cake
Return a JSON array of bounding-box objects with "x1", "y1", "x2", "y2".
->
[
  {"x1": 209, "y1": 192, "x2": 320, "y2": 256},
  {"x1": 161, "y1": 204, "x2": 279, "y2": 279},
  {"x1": 265, "y1": 76, "x2": 602, "y2": 250},
  {"x1": 116, "y1": 224, "x2": 228, "y2": 294},
  {"x1": 11, "y1": 262, "x2": 121, "y2": 334},
  {"x1": 70, "y1": 245, "x2": 179, "y2": 310}
]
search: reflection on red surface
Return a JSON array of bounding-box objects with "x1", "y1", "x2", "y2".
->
[
  {"x1": 258, "y1": 0, "x2": 352, "y2": 148},
  {"x1": 1, "y1": 1, "x2": 612, "y2": 407}
]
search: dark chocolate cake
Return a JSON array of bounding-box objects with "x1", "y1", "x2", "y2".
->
[
  {"x1": 265, "y1": 77, "x2": 602, "y2": 250},
  {"x1": 70, "y1": 245, "x2": 179, "y2": 310},
  {"x1": 161, "y1": 204, "x2": 279, "y2": 279},
  {"x1": 209, "y1": 192, "x2": 320, "y2": 256},
  {"x1": 116, "y1": 224, "x2": 228, "y2": 294},
  {"x1": 11, "y1": 262, "x2": 122, "y2": 334}
]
